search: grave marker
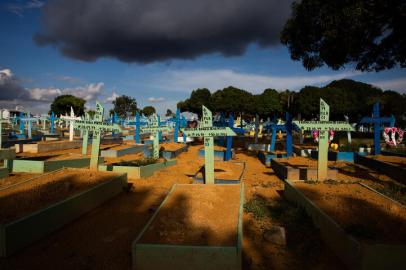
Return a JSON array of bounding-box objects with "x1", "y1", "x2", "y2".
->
[
  {"x1": 174, "y1": 108, "x2": 180, "y2": 143},
  {"x1": 0, "y1": 116, "x2": 10, "y2": 148},
  {"x1": 359, "y1": 102, "x2": 395, "y2": 155},
  {"x1": 18, "y1": 112, "x2": 25, "y2": 135},
  {"x1": 266, "y1": 113, "x2": 294, "y2": 157},
  {"x1": 294, "y1": 99, "x2": 353, "y2": 181},
  {"x1": 141, "y1": 114, "x2": 171, "y2": 159},
  {"x1": 74, "y1": 102, "x2": 122, "y2": 169},
  {"x1": 20, "y1": 112, "x2": 37, "y2": 139},
  {"x1": 225, "y1": 114, "x2": 245, "y2": 161},
  {"x1": 48, "y1": 112, "x2": 57, "y2": 134},
  {"x1": 344, "y1": 115, "x2": 352, "y2": 144},
  {"x1": 61, "y1": 107, "x2": 81, "y2": 141},
  {"x1": 81, "y1": 113, "x2": 90, "y2": 155},
  {"x1": 135, "y1": 111, "x2": 141, "y2": 143},
  {"x1": 182, "y1": 106, "x2": 236, "y2": 184}
]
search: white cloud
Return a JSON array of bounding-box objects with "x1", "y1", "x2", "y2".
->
[
  {"x1": 29, "y1": 82, "x2": 105, "y2": 102},
  {"x1": 370, "y1": 78, "x2": 406, "y2": 93},
  {"x1": 58, "y1": 75, "x2": 81, "y2": 83},
  {"x1": 147, "y1": 97, "x2": 166, "y2": 102},
  {"x1": 156, "y1": 69, "x2": 362, "y2": 93},
  {"x1": 106, "y1": 91, "x2": 119, "y2": 102},
  {"x1": 6, "y1": 0, "x2": 44, "y2": 17}
]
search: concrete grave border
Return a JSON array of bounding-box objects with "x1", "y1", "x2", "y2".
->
[
  {"x1": 0, "y1": 168, "x2": 127, "y2": 257},
  {"x1": 131, "y1": 183, "x2": 244, "y2": 270},
  {"x1": 284, "y1": 180, "x2": 406, "y2": 270}
]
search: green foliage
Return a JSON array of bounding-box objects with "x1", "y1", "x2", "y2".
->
[
  {"x1": 211, "y1": 86, "x2": 254, "y2": 115},
  {"x1": 49, "y1": 95, "x2": 85, "y2": 116},
  {"x1": 142, "y1": 106, "x2": 156, "y2": 117},
  {"x1": 111, "y1": 95, "x2": 137, "y2": 118},
  {"x1": 255, "y1": 88, "x2": 282, "y2": 117},
  {"x1": 177, "y1": 88, "x2": 213, "y2": 116},
  {"x1": 165, "y1": 109, "x2": 175, "y2": 117},
  {"x1": 281, "y1": 0, "x2": 406, "y2": 71}
]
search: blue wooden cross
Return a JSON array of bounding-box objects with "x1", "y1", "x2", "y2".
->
[
  {"x1": 265, "y1": 112, "x2": 294, "y2": 157},
  {"x1": 157, "y1": 114, "x2": 163, "y2": 142},
  {"x1": 359, "y1": 102, "x2": 395, "y2": 155},
  {"x1": 174, "y1": 108, "x2": 180, "y2": 143},
  {"x1": 48, "y1": 112, "x2": 57, "y2": 134},
  {"x1": 181, "y1": 115, "x2": 187, "y2": 144},
  {"x1": 18, "y1": 112, "x2": 25, "y2": 134},
  {"x1": 135, "y1": 111, "x2": 140, "y2": 143},
  {"x1": 21, "y1": 112, "x2": 37, "y2": 139},
  {"x1": 225, "y1": 113, "x2": 245, "y2": 161}
]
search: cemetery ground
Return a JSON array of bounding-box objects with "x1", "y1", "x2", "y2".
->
[{"x1": 0, "y1": 141, "x2": 405, "y2": 269}]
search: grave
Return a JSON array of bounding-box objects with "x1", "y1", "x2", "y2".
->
[
  {"x1": 0, "y1": 168, "x2": 127, "y2": 257},
  {"x1": 359, "y1": 102, "x2": 395, "y2": 155},
  {"x1": 284, "y1": 180, "x2": 406, "y2": 270},
  {"x1": 100, "y1": 144, "x2": 146, "y2": 158},
  {"x1": 141, "y1": 114, "x2": 171, "y2": 159},
  {"x1": 182, "y1": 106, "x2": 237, "y2": 184},
  {"x1": 293, "y1": 99, "x2": 354, "y2": 181},
  {"x1": 132, "y1": 184, "x2": 243, "y2": 270},
  {"x1": 160, "y1": 142, "x2": 189, "y2": 159},
  {"x1": 20, "y1": 112, "x2": 37, "y2": 139},
  {"x1": 60, "y1": 107, "x2": 81, "y2": 141},
  {"x1": 194, "y1": 161, "x2": 245, "y2": 184},
  {"x1": 74, "y1": 101, "x2": 122, "y2": 169}
]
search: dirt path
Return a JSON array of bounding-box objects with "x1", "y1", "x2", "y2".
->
[{"x1": 0, "y1": 144, "x2": 344, "y2": 270}]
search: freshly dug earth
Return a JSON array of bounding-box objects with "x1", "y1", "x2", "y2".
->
[
  {"x1": 0, "y1": 173, "x2": 38, "y2": 188},
  {"x1": 369, "y1": 155, "x2": 406, "y2": 167},
  {"x1": 140, "y1": 184, "x2": 240, "y2": 246},
  {"x1": 160, "y1": 142, "x2": 186, "y2": 152},
  {"x1": 0, "y1": 168, "x2": 119, "y2": 224},
  {"x1": 274, "y1": 156, "x2": 347, "y2": 168},
  {"x1": 200, "y1": 145, "x2": 227, "y2": 152},
  {"x1": 294, "y1": 182, "x2": 406, "y2": 244},
  {"x1": 195, "y1": 161, "x2": 244, "y2": 180}
]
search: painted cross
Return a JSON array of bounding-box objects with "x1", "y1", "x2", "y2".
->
[
  {"x1": 21, "y1": 112, "x2": 37, "y2": 139},
  {"x1": 174, "y1": 108, "x2": 180, "y2": 143},
  {"x1": 267, "y1": 113, "x2": 294, "y2": 157},
  {"x1": 225, "y1": 113, "x2": 245, "y2": 161},
  {"x1": 81, "y1": 112, "x2": 90, "y2": 155},
  {"x1": 39, "y1": 115, "x2": 49, "y2": 131},
  {"x1": 48, "y1": 112, "x2": 57, "y2": 134},
  {"x1": 182, "y1": 106, "x2": 236, "y2": 184},
  {"x1": 141, "y1": 114, "x2": 171, "y2": 159},
  {"x1": 294, "y1": 99, "x2": 354, "y2": 181},
  {"x1": 157, "y1": 114, "x2": 163, "y2": 142},
  {"x1": 359, "y1": 102, "x2": 395, "y2": 155},
  {"x1": 135, "y1": 111, "x2": 141, "y2": 144},
  {"x1": 61, "y1": 107, "x2": 81, "y2": 141},
  {"x1": 18, "y1": 112, "x2": 25, "y2": 134},
  {"x1": 344, "y1": 115, "x2": 352, "y2": 144},
  {"x1": 74, "y1": 102, "x2": 122, "y2": 169}
]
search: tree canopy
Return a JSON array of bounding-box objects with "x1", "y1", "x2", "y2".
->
[
  {"x1": 49, "y1": 95, "x2": 85, "y2": 116},
  {"x1": 111, "y1": 95, "x2": 138, "y2": 118},
  {"x1": 281, "y1": 0, "x2": 406, "y2": 71},
  {"x1": 142, "y1": 106, "x2": 156, "y2": 117}
]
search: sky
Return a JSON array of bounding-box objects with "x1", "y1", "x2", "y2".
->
[{"x1": 1, "y1": 0, "x2": 405, "y2": 115}]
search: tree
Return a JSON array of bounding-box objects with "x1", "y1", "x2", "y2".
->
[
  {"x1": 111, "y1": 95, "x2": 137, "y2": 118},
  {"x1": 142, "y1": 106, "x2": 156, "y2": 117},
  {"x1": 177, "y1": 88, "x2": 213, "y2": 116},
  {"x1": 254, "y1": 88, "x2": 282, "y2": 117},
  {"x1": 165, "y1": 109, "x2": 175, "y2": 117},
  {"x1": 49, "y1": 95, "x2": 85, "y2": 116},
  {"x1": 281, "y1": 0, "x2": 406, "y2": 71},
  {"x1": 211, "y1": 86, "x2": 254, "y2": 115}
]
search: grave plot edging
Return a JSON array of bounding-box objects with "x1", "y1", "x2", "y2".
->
[
  {"x1": 0, "y1": 171, "x2": 127, "y2": 257},
  {"x1": 161, "y1": 144, "x2": 189, "y2": 159},
  {"x1": 100, "y1": 145, "x2": 146, "y2": 158},
  {"x1": 284, "y1": 180, "x2": 406, "y2": 270},
  {"x1": 354, "y1": 154, "x2": 406, "y2": 184},
  {"x1": 193, "y1": 162, "x2": 246, "y2": 184},
  {"x1": 131, "y1": 183, "x2": 243, "y2": 270},
  {"x1": 258, "y1": 151, "x2": 287, "y2": 167},
  {"x1": 271, "y1": 159, "x2": 338, "y2": 181}
]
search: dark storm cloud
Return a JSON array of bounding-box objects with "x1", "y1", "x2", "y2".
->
[
  {"x1": 34, "y1": 0, "x2": 294, "y2": 63},
  {"x1": 0, "y1": 69, "x2": 31, "y2": 100}
]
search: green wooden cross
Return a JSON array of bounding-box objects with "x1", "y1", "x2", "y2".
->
[
  {"x1": 81, "y1": 112, "x2": 90, "y2": 155},
  {"x1": 141, "y1": 114, "x2": 171, "y2": 159},
  {"x1": 74, "y1": 102, "x2": 122, "y2": 169},
  {"x1": 182, "y1": 106, "x2": 236, "y2": 184},
  {"x1": 293, "y1": 99, "x2": 354, "y2": 181}
]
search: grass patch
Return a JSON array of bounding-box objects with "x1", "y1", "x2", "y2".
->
[{"x1": 114, "y1": 158, "x2": 158, "y2": 167}]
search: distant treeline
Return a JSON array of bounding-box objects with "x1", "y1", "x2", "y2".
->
[{"x1": 177, "y1": 79, "x2": 406, "y2": 127}]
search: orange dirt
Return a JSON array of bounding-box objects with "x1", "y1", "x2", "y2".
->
[
  {"x1": 195, "y1": 161, "x2": 244, "y2": 180},
  {"x1": 140, "y1": 184, "x2": 240, "y2": 246},
  {"x1": 369, "y1": 154, "x2": 406, "y2": 166},
  {"x1": 160, "y1": 142, "x2": 186, "y2": 151},
  {"x1": 294, "y1": 182, "x2": 406, "y2": 244},
  {"x1": 0, "y1": 168, "x2": 120, "y2": 224},
  {"x1": 0, "y1": 173, "x2": 38, "y2": 188}
]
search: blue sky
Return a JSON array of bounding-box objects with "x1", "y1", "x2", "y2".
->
[{"x1": 1, "y1": 0, "x2": 405, "y2": 115}]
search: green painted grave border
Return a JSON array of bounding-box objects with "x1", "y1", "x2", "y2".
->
[
  {"x1": 161, "y1": 144, "x2": 189, "y2": 159},
  {"x1": 131, "y1": 183, "x2": 244, "y2": 270},
  {"x1": 100, "y1": 145, "x2": 146, "y2": 158},
  {"x1": 0, "y1": 169, "x2": 127, "y2": 257},
  {"x1": 271, "y1": 158, "x2": 338, "y2": 181},
  {"x1": 98, "y1": 159, "x2": 177, "y2": 179},
  {"x1": 8, "y1": 157, "x2": 105, "y2": 173},
  {"x1": 284, "y1": 180, "x2": 406, "y2": 270}
]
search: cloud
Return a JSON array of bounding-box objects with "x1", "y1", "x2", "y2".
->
[
  {"x1": 370, "y1": 78, "x2": 406, "y2": 93},
  {"x1": 57, "y1": 75, "x2": 81, "y2": 84},
  {"x1": 0, "y1": 68, "x2": 107, "y2": 113},
  {"x1": 35, "y1": 0, "x2": 294, "y2": 63},
  {"x1": 147, "y1": 97, "x2": 165, "y2": 103},
  {"x1": 106, "y1": 91, "x2": 119, "y2": 103},
  {"x1": 6, "y1": 0, "x2": 44, "y2": 17},
  {"x1": 154, "y1": 69, "x2": 362, "y2": 93}
]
